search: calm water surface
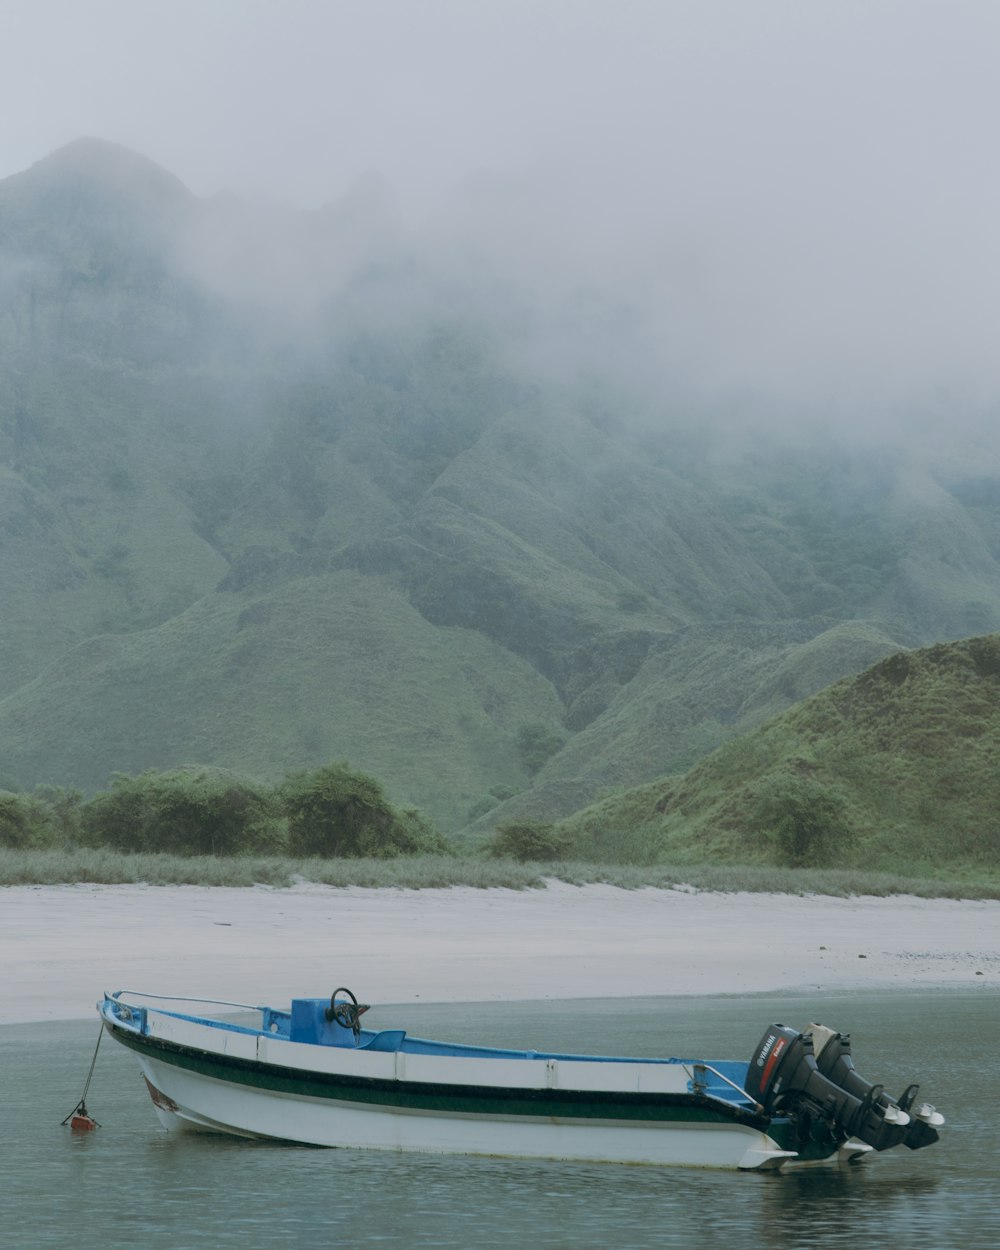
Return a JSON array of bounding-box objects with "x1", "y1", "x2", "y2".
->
[{"x1": 4, "y1": 991, "x2": 997, "y2": 1250}]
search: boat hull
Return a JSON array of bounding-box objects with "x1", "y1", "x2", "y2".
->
[
  {"x1": 103, "y1": 1007, "x2": 801, "y2": 1170},
  {"x1": 129, "y1": 1046, "x2": 792, "y2": 1170}
]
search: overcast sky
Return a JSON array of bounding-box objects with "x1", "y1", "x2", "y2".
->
[{"x1": 3, "y1": 0, "x2": 1000, "y2": 436}]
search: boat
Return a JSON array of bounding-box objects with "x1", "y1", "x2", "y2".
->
[{"x1": 98, "y1": 987, "x2": 944, "y2": 1171}]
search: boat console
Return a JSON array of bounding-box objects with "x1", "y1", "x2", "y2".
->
[{"x1": 289, "y1": 995, "x2": 366, "y2": 1046}]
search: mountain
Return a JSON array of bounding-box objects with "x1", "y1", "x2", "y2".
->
[
  {"x1": 557, "y1": 634, "x2": 1000, "y2": 870},
  {"x1": 3, "y1": 139, "x2": 1000, "y2": 830}
]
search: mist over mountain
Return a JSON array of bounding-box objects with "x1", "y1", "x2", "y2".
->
[{"x1": 2, "y1": 138, "x2": 1000, "y2": 831}]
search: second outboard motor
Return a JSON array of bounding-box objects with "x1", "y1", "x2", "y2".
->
[
  {"x1": 745, "y1": 1023, "x2": 941, "y2": 1153},
  {"x1": 809, "y1": 1024, "x2": 943, "y2": 1151}
]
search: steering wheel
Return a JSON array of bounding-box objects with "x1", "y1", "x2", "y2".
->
[{"x1": 326, "y1": 987, "x2": 362, "y2": 1032}]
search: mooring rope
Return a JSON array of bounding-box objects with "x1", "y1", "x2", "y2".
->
[{"x1": 61, "y1": 1021, "x2": 104, "y2": 1126}]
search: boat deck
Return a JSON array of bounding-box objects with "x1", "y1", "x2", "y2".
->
[{"x1": 118, "y1": 998, "x2": 756, "y2": 1109}]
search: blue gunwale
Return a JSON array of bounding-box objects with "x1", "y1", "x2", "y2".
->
[
  {"x1": 104, "y1": 997, "x2": 749, "y2": 1078},
  {"x1": 99, "y1": 995, "x2": 770, "y2": 1130}
]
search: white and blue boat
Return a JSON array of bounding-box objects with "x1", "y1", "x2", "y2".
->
[{"x1": 98, "y1": 987, "x2": 944, "y2": 1171}]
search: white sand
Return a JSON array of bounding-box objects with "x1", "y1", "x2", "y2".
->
[{"x1": 1, "y1": 882, "x2": 998, "y2": 1025}]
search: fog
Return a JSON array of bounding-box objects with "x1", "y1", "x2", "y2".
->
[{"x1": 4, "y1": 1, "x2": 1000, "y2": 441}]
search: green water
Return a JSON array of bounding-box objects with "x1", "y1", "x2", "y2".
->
[{"x1": 4, "y1": 991, "x2": 997, "y2": 1249}]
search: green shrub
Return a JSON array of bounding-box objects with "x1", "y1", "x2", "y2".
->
[
  {"x1": 81, "y1": 775, "x2": 147, "y2": 851},
  {"x1": 31, "y1": 786, "x2": 84, "y2": 844},
  {"x1": 749, "y1": 774, "x2": 852, "y2": 867},
  {"x1": 0, "y1": 791, "x2": 37, "y2": 848},
  {"x1": 394, "y1": 807, "x2": 449, "y2": 855},
  {"x1": 282, "y1": 762, "x2": 443, "y2": 858},
  {"x1": 0, "y1": 789, "x2": 63, "y2": 849},
  {"x1": 489, "y1": 820, "x2": 569, "y2": 862},
  {"x1": 81, "y1": 768, "x2": 284, "y2": 856}
]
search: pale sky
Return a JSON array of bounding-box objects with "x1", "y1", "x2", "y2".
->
[{"x1": 3, "y1": 0, "x2": 1000, "y2": 432}]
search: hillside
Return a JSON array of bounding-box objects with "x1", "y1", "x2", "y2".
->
[
  {"x1": 3, "y1": 139, "x2": 1000, "y2": 830},
  {"x1": 558, "y1": 634, "x2": 1000, "y2": 870}
]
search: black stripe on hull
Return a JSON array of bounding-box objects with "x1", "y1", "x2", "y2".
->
[{"x1": 106, "y1": 1021, "x2": 773, "y2": 1131}]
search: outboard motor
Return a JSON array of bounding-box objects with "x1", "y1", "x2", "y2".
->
[
  {"x1": 809, "y1": 1023, "x2": 944, "y2": 1150},
  {"x1": 746, "y1": 1024, "x2": 943, "y2": 1153}
]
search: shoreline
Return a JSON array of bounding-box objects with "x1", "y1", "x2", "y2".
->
[{"x1": 2, "y1": 882, "x2": 998, "y2": 1025}]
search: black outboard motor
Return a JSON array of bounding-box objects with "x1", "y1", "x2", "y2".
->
[
  {"x1": 809, "y1": 1024, "x2": 943, "y2": 1151},
  {"x1": 746, "y1": 1024, "x2": 943, "y2": 1153}
]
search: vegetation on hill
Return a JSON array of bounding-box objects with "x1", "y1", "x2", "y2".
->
[
  {"x1": 3, "y1": 140, "x2": 1000, "y2": 848},
  {"x1": 0, "y1": 761, "x2": 443, "y2": 860},
  {"x1": 3, "y1": 634, "x2": 998, "y2": 899},
  {"x1": 556, "y1": 634, "x2": 1000, "y2": 874}
]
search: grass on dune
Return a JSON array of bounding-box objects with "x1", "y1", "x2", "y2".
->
[{"x1": 1, "y1": 847, "x2": 997, "y2": 899}]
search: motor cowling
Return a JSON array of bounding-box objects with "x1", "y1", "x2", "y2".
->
[
  {"x1": 745, "y1": 1025, "x2": 811, "y2": 1110},
  {"x1": 745, "y1": 1023, "x2": 942, "y2": 1153}
]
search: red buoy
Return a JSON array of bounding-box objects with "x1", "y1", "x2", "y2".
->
[{"x1": 63, "y1": 1022, "x2": 106, "y2": 1131}]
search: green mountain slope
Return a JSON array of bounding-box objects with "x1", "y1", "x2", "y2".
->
[
  {"x1": 3, "y1": 139, "x2": 1000, "y2": 832},
  {"x1": 0, "y1": 572, "x2": 562, "y2": 829},
  {"x1": 498, "y1": 618, "x2": 905, "y2": 823},
  {"x1": 558, "y1": 634, "x2": 1000, "y2": 870}
]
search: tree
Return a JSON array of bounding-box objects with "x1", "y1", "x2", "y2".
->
[
  {"x1": 0, "y1": 789, "x2": 70, "y2": 848},
  {"x1": 31, "y1": 786, "x2": 84, "y2": 845},
  {"x1": 81, "y1": 768, "x2": 283, "y2": 856},
  {"x1": 750, "y1": 774, "x2": 852, "y2": 867},
  {"x1": 81, "y1": 773, "x2": 150, "y2": 851},
  {"x1": 282, "y1": 762, "x2": 443, "y2": 858},
  {"x1": 0, "y1": 791, "x2": 36, "y2": 848},
  {"x1": 490, "y1": 820, "x2": 569, "y2": 862},
  {"x1": 143, "y1": 770, "x2": 283, "y2": 856}
]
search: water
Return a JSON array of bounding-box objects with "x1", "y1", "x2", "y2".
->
[{"x1": 4, "y1": 991, "x2": 997, "y2": 1250}]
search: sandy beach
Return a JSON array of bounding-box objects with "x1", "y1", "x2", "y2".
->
[{"x1": 1, "y1": 882, "x2": 998, "y2": 1025}]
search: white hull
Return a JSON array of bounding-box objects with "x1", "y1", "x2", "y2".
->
[
  {"x1": 134, "y1": 1051, "x2": 790, "y2": 1170},
  {"x1": 99, "y1": 990, "x2": 941, "y2": 1171}
]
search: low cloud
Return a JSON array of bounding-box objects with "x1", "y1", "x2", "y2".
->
[{"x1": 4, "y1": 2, "x2": 999, "y2": 454}]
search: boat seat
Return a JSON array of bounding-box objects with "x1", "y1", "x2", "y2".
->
[{"x1": 360, "y1": 1029, "x2": 406, "y2": 1052}]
